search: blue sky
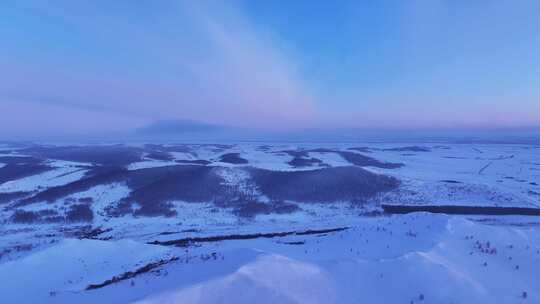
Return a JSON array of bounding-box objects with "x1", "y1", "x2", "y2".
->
[{"x1": 1, "y1": 0, "x2": 539, "y2": 138}]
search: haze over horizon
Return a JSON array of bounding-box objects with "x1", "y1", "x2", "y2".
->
[{"x1": 1, "y1": 0, "x2": 539, "y2": 140}]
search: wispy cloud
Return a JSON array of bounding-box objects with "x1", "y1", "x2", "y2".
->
[{"x1": 0, "y1": 1, "x2": 315, "y2": 137}]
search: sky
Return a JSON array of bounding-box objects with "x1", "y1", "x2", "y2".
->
[{"x1": 1, "y1": 0, "x2": 539, "y2": 139}]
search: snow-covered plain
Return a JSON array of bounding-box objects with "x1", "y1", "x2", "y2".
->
[
  {"x1": 0, "y1": 166, "x2": 88, "y2": 193},
  {"x1": 0, "y1": 142, "x2": 539, "y2": 303}
]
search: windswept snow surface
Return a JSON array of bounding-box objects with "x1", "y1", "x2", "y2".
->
[
  {"x1": 0, "y1": 239, "x2": 173, "y2": 303},
  {"x1": 2, "y1": 214, "x2": 539, "y2": 304},
  {"x1": 131, "y1": 214, "x2": 540, "y2": 304}
]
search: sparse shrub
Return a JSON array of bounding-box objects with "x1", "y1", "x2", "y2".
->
[
  {"x1": 232, "y1": 200, "x2": 300, "y2": 218},
  {"x1": 249, "y1": 166, "x2": 399, "y2": 203},
  {"x1": 78, "y1": 197, "x2": 93, "y2": 204},
  {"x1": 218, "y1": 153, "x2": 248, "y2": 164},
  {"x1": 11, "y1": 210, "x2": 40, "y2": 223},
  {"x1": 38, "y1": 209, "x2": 64, "y2": 223},
  {"x1": 145, "y1": 151, "x2": 173, "y2": 161},
  {"x1": 66, "y1": 204, "x2": 94, "y2": 222},
  {"x1": 133, "y1": 202, "x2": 177, "y2": 218},
  {"x1": 288, "y1": 156, "x2": 324, "y2": 168}
]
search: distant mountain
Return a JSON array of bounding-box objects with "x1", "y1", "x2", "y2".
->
[{"x1": 136, "y1": 120, "x2": 219, "y2": 135}]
